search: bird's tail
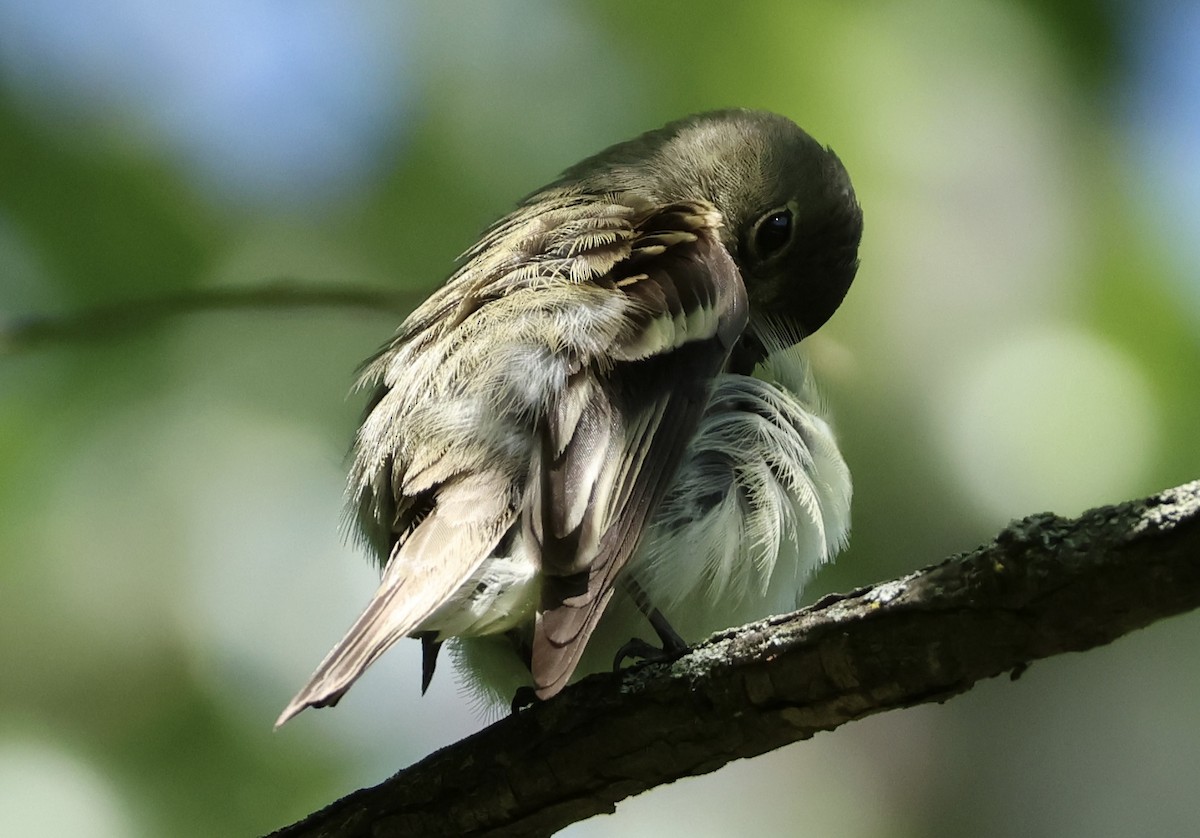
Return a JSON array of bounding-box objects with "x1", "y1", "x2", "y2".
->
[
  {"x1": 274, "y1": 580, "x2": 413, "y2": 729},
  {"x1": 275, "y1": 475, "x2": 518, "y2": 729}
]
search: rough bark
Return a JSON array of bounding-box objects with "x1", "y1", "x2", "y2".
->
[{"x1": 268, "y1": 480, "x2": 1200, "y2": 838}]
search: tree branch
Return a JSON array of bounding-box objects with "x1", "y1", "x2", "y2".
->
[
  {"x1": 0, "y1": 280, "x2": 425, "y2": 355},
  {"x1": 267, "y1": 480, "x2": 1200, "y2": 837}
]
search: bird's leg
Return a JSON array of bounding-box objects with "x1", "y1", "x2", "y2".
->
[{"x1": 612, "y1": 577, "x2": 689, "y2": 671}]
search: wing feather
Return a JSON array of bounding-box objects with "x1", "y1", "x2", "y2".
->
[{"x1": 529, "y1": 209, "x2": 748, "y2": 697}]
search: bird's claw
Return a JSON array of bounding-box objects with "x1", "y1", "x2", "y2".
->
[
  {"x1": 612, "y1": 635, "x2": 689, "y2": 672},
  {"x1": 510, "y1": 685, "x2": 537, "y2": 714}
]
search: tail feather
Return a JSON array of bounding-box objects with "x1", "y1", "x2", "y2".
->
[
  {"x1": 274, "y1": 581, "x2": 410, "y2": 728},
  {"x1": 275, "y1": 476, "x2": 517, "y2": 728}
]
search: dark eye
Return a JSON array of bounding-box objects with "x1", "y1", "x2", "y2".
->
[{"x1": 751, "y1": 208, "x2": 794, "y2": 260}]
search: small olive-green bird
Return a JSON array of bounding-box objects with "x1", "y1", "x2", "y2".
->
[{"x1": 277, "y1": 109, "x2": 861, "y2": 726}]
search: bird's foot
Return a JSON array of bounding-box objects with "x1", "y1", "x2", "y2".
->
[
  {"x1": 510, "y1": 685, "x2": 537, "y2": 714},
  {"x1": 612, "y1": 633, "x2": 689, "y2": 672},
  {"x1": 613, "y1": 577, "x2": 691, "y2": 671}
]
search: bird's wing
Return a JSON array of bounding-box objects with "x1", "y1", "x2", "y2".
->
[{"x1": 529, "y1": 203, "x2": 748, "y2": 698}]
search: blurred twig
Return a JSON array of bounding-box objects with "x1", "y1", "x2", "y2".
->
[
  {"x1": 0, "y1": 279, "x2": 424, "y2": 355},
  {"x1": 267, "y1": 480, "x2": 1200, "y2": 838}
]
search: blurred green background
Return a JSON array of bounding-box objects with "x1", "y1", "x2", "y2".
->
[{"x1": 2, "y1": 1, "x2": 1198, "y2": 836}]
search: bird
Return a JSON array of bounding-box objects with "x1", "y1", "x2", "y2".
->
[{"x1": 276, "y1": 108, "x2": 862, "y2": 727}]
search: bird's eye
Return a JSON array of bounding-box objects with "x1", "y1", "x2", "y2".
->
[{"x1": 751, "y1": 207, "x2": 794, "y2": 261}]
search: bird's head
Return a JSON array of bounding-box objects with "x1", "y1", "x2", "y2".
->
[
  {"x1": 561, "y1": 109, "x2": 863, "y2": 343},
  {"x1": 655, "y1": 110, "x2": 862, "y2": 340}
]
